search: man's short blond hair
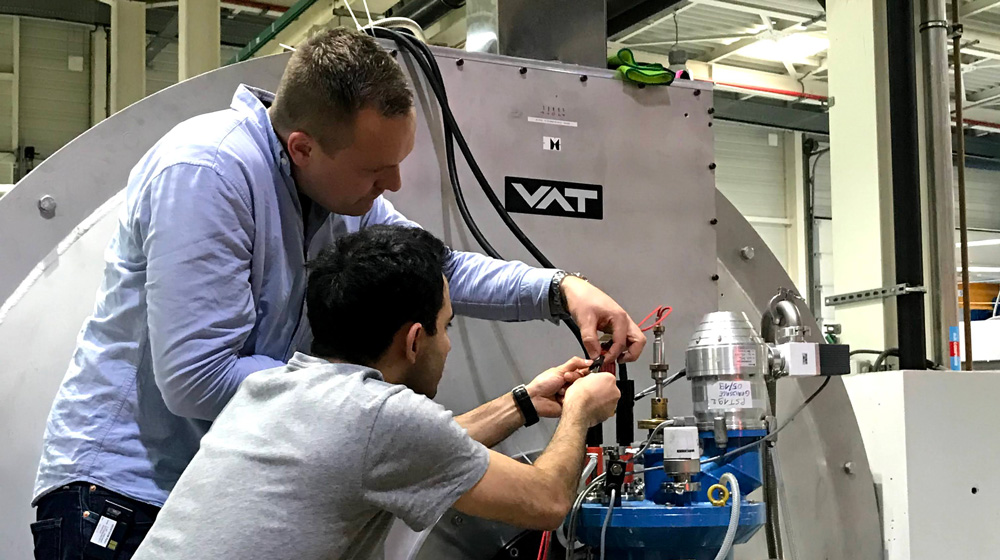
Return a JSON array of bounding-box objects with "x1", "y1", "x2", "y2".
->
[{"x1": 269, "y1": 28, "x2": 413, "y2": 152}]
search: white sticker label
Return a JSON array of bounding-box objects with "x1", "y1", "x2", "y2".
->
[
  {"x1": 543, "y1": 136, "x2": 561, "y2": 151},
  {"x1": 528, "y1": 116, "x2": 578, "y2": 127},
  {"x1": 708, "y1": 380, "x2": 753, "y2": 410},
  {"x1": 735, "y1": 347, "x2": 757, "y2": 368},
  {"x1": 90, "y1": 517, "x2": 117, "y2": 548}
]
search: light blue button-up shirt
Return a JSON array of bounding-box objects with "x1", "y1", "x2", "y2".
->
[{"x1": 33, "y1": 85, "x2": 557, "y2": 507}]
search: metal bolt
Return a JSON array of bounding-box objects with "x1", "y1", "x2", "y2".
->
[
  {"x1": 711, "y1": 274, "x2": 720, "y2": 281},
  {"x1": 451, "y1": 514, "x2": 464, "y2": 526},
  {"x1": 709, "y1": 218, "x2": 718, "y2": 225},
  {"x1": 519, "y1": 67, "x2": 527, "y2": 75},
  {"x1": 694, "y1": 89, "x2": 701, "y2": 96},
  {"x1": 38, "y1": 195, "x2": 57, "y2": 219},
  {"x1": 709, "y1": 163, "x2": 717, "y2": 170},
  {"x1": 708, "y1": 107, "x2": 716, "y2": 114},
  {"x1": 740, "y1": 246, "x2": 755, "y2": 261},
  {"x1": 580, "y1": 74, "x2": 588, "y2": 82},
  {"x1": 83, "y1": 511, "x2": 90, "y2": 518},
  {"x1": 843, "y1": 461, "x2": 855, "y2": 475},
  {"x1": 89, "y1": 485, "x2": 97, "y2": 492},
  {"x1": 456, "y1": 58, "x2": 464, "y2": 67}
]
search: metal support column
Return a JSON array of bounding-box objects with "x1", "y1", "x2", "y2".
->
[
  {"x1": 107, "y1": 0, "x2": 145, "y2": 113},
  {"x1": 827, "y1": 0, "x2": 897, "y2": 353},
  {"x1": 179, "y1": 0, "x2": 220, "y2": 81},
  {"x1": 918, "y1": 0, "x2": 957, "y2": 367},
  {"x1": 91, "y1": 27, "x2": 108, "y2": 126},
  {"x1": 886, "y1": 0, "x2": 928, "y2": 370},
  {"x1": 952, "y1": 0, "x2": 974, "y2": 368}
]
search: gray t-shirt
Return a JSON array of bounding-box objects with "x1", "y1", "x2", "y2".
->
[{"x1": 133, "y1": 353, "x2": 490, "y2": 560}]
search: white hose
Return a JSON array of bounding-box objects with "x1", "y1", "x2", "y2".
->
[
  {"x1": 362, "y1": 17, "x2": 428, "y2": 42},
  {"x1": 580, "y1": 455, "x2": 598, "y2": 488},
  {"x1": 713, "y1": 473, "x2": 741, "y2": 560},
  {"x1": 599, "y1": 489, "x2": 616, "y2": 560}
]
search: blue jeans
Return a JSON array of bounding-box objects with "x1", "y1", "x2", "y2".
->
[{"x1": 31, "y1": 483, "x2": 159, "y2": 560}]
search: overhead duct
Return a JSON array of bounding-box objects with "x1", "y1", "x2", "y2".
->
[
  {"x1": 465, "y1": 0, "x2": 607, "y2": 66},
  {"x1": 384, "y1": 0, "x2": 683, "y2": 57},
  {"x1": 384, "y1": 0, "x2": 466, "y2": 28}
]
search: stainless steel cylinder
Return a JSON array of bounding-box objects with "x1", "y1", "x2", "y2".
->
[{"x1": 685, "y1": 311, "x2": 769, "y2": 430}]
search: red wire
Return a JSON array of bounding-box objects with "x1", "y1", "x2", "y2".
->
[
  {"x1": 536, "y1": 531, "x2": 550, "y2": 560},
  {"x1": 637, "y1": 305, "x2": 673, "y2": 332}
]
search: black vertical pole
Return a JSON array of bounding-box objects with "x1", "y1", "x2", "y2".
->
[{"x1": 886, "y1": 0, "x2": 928, "y2": 370}]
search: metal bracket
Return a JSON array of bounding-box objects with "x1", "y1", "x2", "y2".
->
[{"x1": 824, "y1": 283, "x2": 926, "y2": 307}]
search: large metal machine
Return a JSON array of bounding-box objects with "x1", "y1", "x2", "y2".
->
[{"x1": 0, "y1": 43, "x2": 882, "y2": 559}]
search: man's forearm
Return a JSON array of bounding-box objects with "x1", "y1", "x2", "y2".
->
[
  {"x1": 454, "y1": 393, "x2": 523, "y2": 448},
  {"x1": 532, "y1": 409, "x2": 589, "y2": 505},
  {"x1": 445, "y1": 251, "x2": 558, "y2": 322}
]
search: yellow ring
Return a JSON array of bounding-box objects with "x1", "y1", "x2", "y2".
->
[{"x1": 707, "y1": 483, "x2": 731, "y2": 506}]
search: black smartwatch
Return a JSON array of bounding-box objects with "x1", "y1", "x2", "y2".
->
[{"x1": 512, "y1": 384, "x2": 539, "y2": 427}]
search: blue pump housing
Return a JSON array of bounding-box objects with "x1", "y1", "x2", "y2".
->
[{"x1": 575, "y1": 429, "x2": 767, "y2": 559}]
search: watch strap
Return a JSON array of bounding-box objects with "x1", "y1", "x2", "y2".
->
[{"x1": 512, "y1": 384, "x2": 539, "y2": 427}]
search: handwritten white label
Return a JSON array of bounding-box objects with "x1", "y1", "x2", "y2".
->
[
  {"x1": 708, "y1": 380, "x2": 753, "y2": 410},
  {"x1": 90, "y1": 517, "x2": 116, "y2": 548}
]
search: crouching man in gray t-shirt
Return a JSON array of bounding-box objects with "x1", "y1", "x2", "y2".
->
[{"x1": 132, "y1": 225, "x2": 621, "y2": 560}]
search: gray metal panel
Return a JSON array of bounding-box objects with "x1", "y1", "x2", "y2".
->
[
  {"x1": 0, "y1": 52, "x2": 291, "y2": 306},
  {"x1": 716, "y1": 191, "x2": 883, "y2": 560},
  {"x1": 392, "y1": 44, "x2": 718, "y2": 452}
]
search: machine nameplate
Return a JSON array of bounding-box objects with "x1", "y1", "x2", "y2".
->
[
  {"x1": 735, "y1": 346, "x2": 757, "y2": 367},
  {"x1": 504, "y1": 176, "x2": 603, "y2": 220}
]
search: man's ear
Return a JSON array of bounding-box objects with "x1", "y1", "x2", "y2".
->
[
  {"x1": 404, "y1": 322, "x2": 423, "y2": 364},
  {"x1": 285, "y1": 130, "x2": 314, "y2": 168}
]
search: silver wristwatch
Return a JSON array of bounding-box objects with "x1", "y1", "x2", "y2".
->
[{"x1": 549, "y1": 271, "x2": 588, "y2": 319}]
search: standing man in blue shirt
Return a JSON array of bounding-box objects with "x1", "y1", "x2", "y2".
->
[{"x1": 30, "y1": 28, "x2": 644, "y2": 559}]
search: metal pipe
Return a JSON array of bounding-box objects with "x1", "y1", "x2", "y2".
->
[
  {"x1": 385, "y1": 0, "x2": 464, "y2": 28},
  {"x1": 919, "y1": 0, "x2": 958, "y2": 368},
  {"x1": 953, "y1": 0, "x2": 974, "y2": 369},
  {"x1": 886, "y1": 0, "x2": 929, "y2": 370}
]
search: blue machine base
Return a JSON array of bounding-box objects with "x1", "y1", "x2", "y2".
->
[{"x1": 577, "y1": 500, "x2": 765, "y2": 560}]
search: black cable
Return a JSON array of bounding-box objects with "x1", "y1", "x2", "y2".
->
[
  {"x1": 763, "y1": 378, "x2": 783, "y2": 559},
  {"x1": 374, "y1": 29, "x2": 593, "y2": 359},
  {"x1": 378, "y1": 30, "x2": 500, "y2": 260},
  {"x1": 872, "y1": 348, "x2": 896, "y2": 371},
  {"x1": 615, "y1": 363, "x2": 634, "y2": 447},
  {"x1": 634, "y1": 369, "x2": 686, "y2": 401},
  {"x1": 375, "y1": 28, "x2": 558, "y2": 269},
  {"x1": 701, "y1": 376, "x2": 832, "y2": 465},
  {"x1": 851, "y1": 348, "x2": 940, "y2": 370}
]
